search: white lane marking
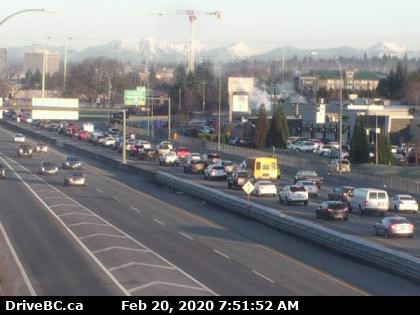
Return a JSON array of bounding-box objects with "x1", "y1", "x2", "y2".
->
[
  {"x1": 109, "y1": 262, "x2": 175, "y2": 272},
  {"x1": 0, "y1": 154, "x2": 130, "y2": 296},
  {"x1": 93, "y1": 246, "x2": 150, "y2": 254},
  {"x1": 0, "y1": 151, "x2": 217, "y2": 296},
  {"x1": 49, "y1": 204, "x2": 81, "y2": 208},
  {"x1": 153, "y1": 218, "x2": 166, "y2": 226},
  {"x1": 128, "y1": 281, "x2": 211, "y2": 294},
  {"x1": 130, "y1": 206, "x2": 141, "y2": 213},
  {"x1": 0, "y1": 223, "x2": 37, "y2": 296},
  {"x1": 253, "y1": 270, "x2": 275, "y2": 283},
  {"x1": 113, "y1": 197, "x2": 121, "y2": 203},
  {"x1": 68, "y1": 222, "x2": 110, "y2": 228},
  {"x1": 213, "y1": 249, "x2": 230, "y2": 260},
  {"x1": 57, "y1": 212, "x2": 96, "y2": 217},
  {"x1": 79, "y1": 233, "x2": 128, "y2": 240},
  {"x1": 34, "y1": 190, "x2": 56, "y2": 194},
  {"x1": 42, "y1": 196, "x2": 69, "y2": 201},
  {"x1": 96, "y1": 188, "x2": 104, "y2": 193},
  {"x1": 179, "y1": 232, "x2": 194, "y2": 240}
]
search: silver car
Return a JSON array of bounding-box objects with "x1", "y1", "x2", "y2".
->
[
  {"x1": 39, "y1": 161, "x2": 59, "y2": 175},
  {"x1": 64, "y1": 171, "x2": 86, "y2": 186}
]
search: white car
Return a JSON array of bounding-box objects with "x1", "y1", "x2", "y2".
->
[
  {"x1": 159, "y1": 152, "x2": 179, "y2": 166},
  {"x1": 102, "y1": 137, "x2": 116, "y2": 147},
  {"x1": 328, "y1": 142, "x2": 340, "y2": 150},
  {"x1": 278, "y1": 185, "x2": 309, "y2": 205},
  {"x1": 13, "y1": 134, "x2": 25, "y2": 143},
  {"x1": 296, "y1": 180, "x2": 319, "y2": 197},
  {"x1": 135, "y1": 140, "x2": 151, "y2": 149},
  {"x1": 190, "y1": 152, "x2": 202, "y2": 161},
  {"x1": 290, "y1": 141, "x2": 316, "y2": 152},
  {"x1": 204, "y1": 164, "x2": 227, "y2": 180},
  {"x1": 254, "y1": 180, "x2": 277, "y2": 197},
  {"x1": 157, "y1": 144, "x2": 171, "y2": 156},
  {"x1": 316, "y1": 145, "x2": 334, "y2": 155},
  {"x1": 390, "y1": 195, "x2": 419, "y2": 213},
  {"x1": 159, "y1": 141, "x2": 173, "y2": 150}
]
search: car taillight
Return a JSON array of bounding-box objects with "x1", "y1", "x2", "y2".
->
[
  {"x1": 327, "y1": 208, "x2": 334, "y2": 212},
  {"x1": 390, "y1": 224, "x2": 398, "y2": 231},
  {"x1": 364, "y1": 200, "x2": 369, "y2": 207}
]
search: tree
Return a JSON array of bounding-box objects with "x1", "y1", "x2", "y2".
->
[
  {"x1": 253, "y1": 104, "x2": 269, "y2": 148},
  {"x1": 350, "y1": 117, "x2": 370, "y2": 164},
  {"x1": 267, "y1": 105, "x2": 289, "y2": 148},
  {"x1": 377, "y1": 133, "x2": 393, "y2": 164}
]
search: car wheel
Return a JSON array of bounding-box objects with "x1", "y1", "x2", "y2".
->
[
  {"x1": 343, "y1": 216, "x2": 348, "y2": 221},
  {"x1": 394, "y1": 205, "x2": 398, "y2": 212},
  {"x1": 304, "y1": 201, "x2": 308, "y2": 206},
  {"x1": 228, "y1": 182, "x2": 232, "y2": 189},
  {"x1": 286, "y1": 198, "x2": 290, "y2": 205},
  {"x1": 315, "y1": 211, "x2": 320, "y2": 219},
  {"x1": 374, "y1": 227, "x2": 379, "y2": 236},
  {"x1": 385, "y1": 229, "x2": 390, "y2": 239}
]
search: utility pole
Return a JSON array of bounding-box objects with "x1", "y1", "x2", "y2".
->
[
  {"x1": 168, "y1": 97, "x2": 171, "y2": 140},
  {"x1": 63, "y1": 37, "x2": 71, "y2": 93},
  {"x1": 122, "y1": 109, "x2": 127, "y2": 164},
  {"x1": 217, "y1": 66, "x2": 222, "y2": 151},
  {"x1": 178, "y1": 87, "x2": 182, "y2": 111},
  {"x1": 41, "y1": 36, "x2": 49, "y2": 98},
  {"x1": 201, "y1": 81, "x2": 206, "y2": 112},
  {"x1": 375, "y1": 114, "x2": 378, "y2": 165},
  {"x1": 146, "y1": 57, "x2": 150, "y2": 137}
]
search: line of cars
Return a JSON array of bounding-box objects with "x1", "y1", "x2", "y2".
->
[{"x1": 13, "y1": 119, "x2": 418, "y2": 239}]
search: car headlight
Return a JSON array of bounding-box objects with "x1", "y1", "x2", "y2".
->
[
  {"x1": 29, "y1": 149, "x2": 32, "y2": 153},
  {"x1": 19, "y1": 149, "x2": 23, "y2": 153},
  {"x1": 55, "y1": 167, "x2": 58, "y2": 171},
  {"x1": 41, "y1": 168, "x2": 45, "y2": 171},
  {"x1": 65, "y1": 162, "x2": 70, "y2": 165}
]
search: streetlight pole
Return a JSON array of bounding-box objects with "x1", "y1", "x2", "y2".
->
[
  {"x1": 168, "y1": 97, "x2": 171, "y2": 141},
  {"x1": 333, "y1": 59, "x2": 343, "y2": 174},
  {"x1": 0, "y1": 9, "x2": 59, "y2": 27},
  {"x1": 217, "y1": 66, "x2": 222, "y2": 151},
  {"x1": 122, "y1": 109, "x2": 127, "y2": 164},
  {"x1": 42, "y1": 35, "x2": 50, "y2": 98},
  {"x1": 201, "y1": 81, "x2": 206, "y2": 112},
  {"x1": 63, "y1": 36, "x2": 72, "y2": 93}
]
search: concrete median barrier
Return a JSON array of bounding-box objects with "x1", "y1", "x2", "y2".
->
[{"x1": 156, "y1": 171, "x2": 420, "y2": 283}]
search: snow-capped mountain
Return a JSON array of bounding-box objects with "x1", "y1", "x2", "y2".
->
[
  {"x1": 368, "y1": 41, "x2": 407, "y2": 57},
  {"x1": 201, "y1": 42, "x2": 260, "y2": 61}
]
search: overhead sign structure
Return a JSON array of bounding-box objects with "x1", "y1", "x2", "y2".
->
[
  {"x1": 124, "y1": 86, "x2": 146, "y2": 106},
  {"x1": 32, "y1": 98, "x2": 79, "y2": 120}
]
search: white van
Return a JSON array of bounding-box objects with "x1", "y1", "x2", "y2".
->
[{"x1": 348, "y1": 188, "x2": 389, "y2": 216}]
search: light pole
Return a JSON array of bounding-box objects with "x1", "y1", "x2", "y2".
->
[
  {"x1": 217, "y1": 66, "x2": 222, "y2": 151},
  {"x1": 41, "y1": 35, "x2": 51, "y2": 98},
  {"x1": 201, "y1": 81, "x2": 206, "y2": 112},
  {"x1": 63, "y1": 36, "x2": 72, "y2": 92},
  {"x1": 0, "y1": 9, "x2": 60, "y2": 27}
]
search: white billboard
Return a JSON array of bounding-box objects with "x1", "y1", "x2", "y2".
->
[
  {"x1": 232, "y1": 94, "x2": 249, "y2": 112},
  {"x1": 32, "y1": 98, "x2": 79, "y2": 120},
  {"x1": 228, "y1": 77, "x2": 254, "y2": 94}
]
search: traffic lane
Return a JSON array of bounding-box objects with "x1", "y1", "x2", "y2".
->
[
  {"x1": 0, "y1": 146, "x2": 215, "y2": 296},
  {"x1": 165, "y1": 166, "x2": 420, "y2": 256},
  {"x1": 0, "y1": 158, "x2": 123, "y2": 295},
  {"x1": 6, "y1": 137, "x2": 363, "y2": 295},
  {"x1": 7, "y1": 127, "x2": 420, "y2": 295},
  {"x1": 7, "y1": 124, "x2": 420, "y2": 254}
]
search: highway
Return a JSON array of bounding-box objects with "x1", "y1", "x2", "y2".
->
[
  {"x1": 1, "y1": 125, "x2": 420, "y2": 295},
  {"x1": 9, "y1": 120, "x2": 420, "y2": 258}
]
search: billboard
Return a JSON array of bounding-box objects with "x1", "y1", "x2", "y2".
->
[
  {"x1": 228, "y1": 77, "x2": 254, "y2": 94},
  {"x1": 32, "y1": 98, "x2": 79, "y2": 120},
  {"x1": 232, "y1": 94, "x2": 249, "y2": 112},
  {"x1": 124, "y1": 86, "x2": 146, "y2": 106}
]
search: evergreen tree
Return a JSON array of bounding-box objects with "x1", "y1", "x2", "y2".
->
[
  {"x1": 377, "y1": 133, "x2": 393, "y2": 164},
  {"x1": 350, "y1": 117, "x2": 369, "y2": 164},
  {"x1": 253, "y1": 104, "x2": 269, "y2": 148},
  {"x1": 267, "y1": 105, "x2": 289, "y2": 148}
]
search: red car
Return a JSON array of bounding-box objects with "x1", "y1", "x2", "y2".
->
[
  {"x1": 78, "y1": 130, "x2": 90, "y2": 141},
  {"x1": 175, "y1": 147, "x2": 191, "y2": 160}
]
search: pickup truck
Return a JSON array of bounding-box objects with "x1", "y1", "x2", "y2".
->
[
  {"x1": 293, "y1": 170, "x2": 323, "y2": 188},
  {"x1": 227, "y1": 170, "x2": 253, "y2": 189}
]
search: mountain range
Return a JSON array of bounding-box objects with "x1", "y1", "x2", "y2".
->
[{"x1": 5, "y1": 37, "x2": 420, "y2": 65}]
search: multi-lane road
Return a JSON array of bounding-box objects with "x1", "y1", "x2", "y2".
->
[
  {"x1": 1, "y1": 124, "x2": 420, "y2": 295},
  {"x1": 10, "y1": 120, "x2": 420, "y2": 257}
]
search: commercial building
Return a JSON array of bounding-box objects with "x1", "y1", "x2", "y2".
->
[
  {"x1": 0, "y1": 48, "x2": 7, "y2": 78},
  {"x1": 24, "y1": 50, "x2": 60, "y2": 75},
  {"x1": 298, "y1": 70, "x2": 381, "y2": 93}
]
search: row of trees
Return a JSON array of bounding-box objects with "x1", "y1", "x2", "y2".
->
[
  {"x1": 251, "y1": 104, "x2": 289, "y2": 149},
  {"x1": 350, "y1": 116, "x2": 393, "y2": 164}
]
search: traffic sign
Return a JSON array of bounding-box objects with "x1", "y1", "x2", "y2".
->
[
  {"x1": 242, "y1": 181, "x2": 255, "y2": 195},
  {"x1": 124, "y1": 87, "x2": 146, "y2": 106}
]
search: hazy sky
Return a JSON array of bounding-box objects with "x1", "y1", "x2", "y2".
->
[{"x1": 0, "y1": 0, "x2": 419, "y2": 51}]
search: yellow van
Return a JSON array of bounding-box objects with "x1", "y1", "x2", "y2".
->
[{"x1": 242, "y1": 157, "x2": 279, "y2": 181}]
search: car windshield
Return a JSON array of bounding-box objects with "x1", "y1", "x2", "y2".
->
[
  {"x1": 291, "y1": 186, "x2": 306, "y2": 192},
  {"x1": 389, "y1": 218, "x2": 409, "y2": 224},
  {"x1": 237, "y1": 172, "x2": 249, "y2": 178},
  {"x1": 21, "y1": 145, "x2": 31, "y2": 149},
  {"x1": 400, "y1": 196, "x2": 415, "y2": 201},
  {"x1": 213, "y1": 166, "x2": 225, "y2": 170},
  {"x1": 43, "y1": 162, "x2": 54, "y2": 166},
  {"x1": 66, "y1": 157, "x2": 79, "y2": 162},
  {"x1": 209, "y1": 154, "x2": 220, "y2": 159},
  {"x1": 301, "y1": 181, "x2": 315, "y2": 186},
  {"x1": 327, "y1": 202, "x2": 346, "y2": 210},
  {"x1": 258, "y1": 181, "x2": 272, "y2": 186},
  {"x1": 300, "y1": 171, "x2": 318, "y2": 177},
  {"x1": 68, "y1": 171, "x2": 83, "y2": 177}
]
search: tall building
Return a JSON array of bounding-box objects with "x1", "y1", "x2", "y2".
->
[
  {"x1": 0, "y1": 48, "x2": 7, "y2": 77},
  {"x1": 24, "y1": 50, "x2": 60, "y2": 75}
]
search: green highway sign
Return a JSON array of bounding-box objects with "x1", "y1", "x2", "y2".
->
[{"x1": 124, "y1": 87, "x2": 146, "y2": 106}]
